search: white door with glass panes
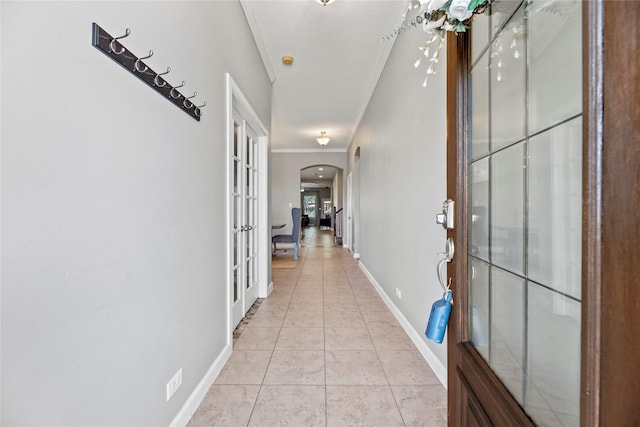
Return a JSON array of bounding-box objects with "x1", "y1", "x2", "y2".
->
[{"x1": 231, "y1": 114, "x2": 260, "y2": 329}]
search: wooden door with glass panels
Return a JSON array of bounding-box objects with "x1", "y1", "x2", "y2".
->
[
  {"x1": 231, "y1": 114, "x2": 260, "y2": 329},
  {"x1": 447, "y1": 0, "x2": 582, "y2": 424}
]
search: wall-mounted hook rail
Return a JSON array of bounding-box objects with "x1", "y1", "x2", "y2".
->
[{"x1": 92, "y1": 23, "x2": 205, "y2": 121}]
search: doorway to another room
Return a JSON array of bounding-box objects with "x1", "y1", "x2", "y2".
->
[
  {"x1": 300, "y1": 165, "x2": 343, "y2": 244},
  {"x1": 227, "y1": 74, "x2": 269, "y2": 333}
]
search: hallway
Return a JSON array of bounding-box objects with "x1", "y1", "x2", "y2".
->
[{"x1": 187, "y1": 227, "x2": 447, "y2": 426}]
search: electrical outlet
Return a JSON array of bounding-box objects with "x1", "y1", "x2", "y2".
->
[
  {"x1": 166, "y1": 368, "x2": 183, "y2": 401},
  {"x1": 395, "y1": 288, "x2": 402, "y2": 299}
]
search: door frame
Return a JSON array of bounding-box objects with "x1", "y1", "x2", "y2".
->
[
  {"x1": 225, "y1": 73, "x2": 269, "y2": 345},
  {"x1": 346, "y1": 172, "x2": 353, "y2": 251},
  {"x1": 446, "y1": 1, "x2": 640, "y2": 424}
]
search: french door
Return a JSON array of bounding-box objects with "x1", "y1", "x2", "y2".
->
[
  {"x1": 447, "y1": 1, "x2": 640, "y2": 425},
  {"x1": 231, "y1": 113, "x2": 260, "y2": 329}
]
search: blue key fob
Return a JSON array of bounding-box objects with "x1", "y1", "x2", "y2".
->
[{"x1": 425, "y1": 290, "x2": 453, "y2": 344}]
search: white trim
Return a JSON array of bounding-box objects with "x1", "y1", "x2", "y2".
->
[
  {"x1": 168, "y1": 344, "x2": 232, "y2": 427},
  {"x1": 270, "y1": 148, "x2": 347, "y2": 154},
  {"x1": 225, "y1": 73, "x2": 270, "y2": 341},
  {"x1": 239, "y1": 1, "x2": 276, "y2": 83},
  {"x1": 225, "y1": 74, "x2": 233, "y2": 347},
  {"x1": 352, "y1": 253, "x2": 360, "y2": 260},
  {"x1": 258, "y1": 134, "x2": 270, "y2": 298},
  {"x1": 359, "y1": 261, "x2": 448, "y2": 388}
]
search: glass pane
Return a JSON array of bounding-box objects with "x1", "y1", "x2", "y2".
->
[
  {"x1": 471, "y1": 55, "x2": 490, "y2": 159},
  {"x1": 490, "y1": 2, "x2": 526, "y2": 150},
  {"x1": 245, "y1": 136, "x2": 250, "y2": 166},
  {"x1": 472, "y1": 13, "x2": 490, "y2": 65},
  {"x1": 233, "y1": 195, "x2": 239, "y2": 229},
  {"x1": 233, "y1": 267, "x2": 239, "y2": 303},
  {"x1": 526, "y1": 283, "x2": 580, "y2": 427},
  {"x1": 471, "y1": 158, "x2": 490, "y2": 261},
  {"x1": 470, "y1": 258, "x2": 490, "y2": 361},
  {"x1": 246, "y1": 258, "x2": 252, "y2": 289},
  {"x1": 528, "y1": 118, "x2": 582, "y2": 299},
  {"x1": 233, "y1": 159, "x2": 239, "y2": 193},
  {"x1": 491, "y1": 143, "x2": 524, "y2": 275},
  {"x1": 490, "y1": 267, "x2": 525, "y2": 404},
  {"x1": 528, "y1": 0, "x2": 582, "y2": 133},
  {"x1": 233, "y1": 232, "x2": 238, "y2": 267},
  {"x1": 233, "y1": 123, "x2": 239, "y2": 156},
  {"x1": 491, "y1": 0, "x2": 523, "y2": 39}
]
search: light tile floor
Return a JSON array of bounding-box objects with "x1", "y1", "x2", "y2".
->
[{"x1": 188, "y1": 228, "x2": 447, "y2": 426}]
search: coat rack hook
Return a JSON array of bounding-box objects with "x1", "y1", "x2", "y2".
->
[
  {"x1": 134, "y1": 50, "x2": 154, "y2": 73},
  {"x1": 194, "y1": 101, "x2": 207, "y2": 118},
  {"x1": 153, "y1": 67, "x2": 171, "y2": 87},
  {"x1": 170, "y1": 81, "x2": 185, "y2": 99},
  {"x1": 109, "y1": 28, "x2": 130, "y2": 55},
  {"x1": 183, "y1": 92, "x2": 197, "y2": 109}
]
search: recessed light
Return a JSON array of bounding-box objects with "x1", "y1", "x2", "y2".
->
[
  {"x1": 319, "y1": 175, "x2": 323, "y2": 178},
  {"x1": 319, "y1": 168, "x2": 324, "y2": 171}
]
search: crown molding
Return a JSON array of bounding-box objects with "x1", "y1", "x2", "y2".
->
[{"x1": 239, "y1": 1, "x2": 276, "y2": 83}]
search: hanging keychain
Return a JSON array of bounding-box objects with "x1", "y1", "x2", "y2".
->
[
  {"x1": 425, "y1": 278, "x2": 453, "y2": 343},
  {"x1": 425, "y1": 242, "x2": 454, "y2": 344}
]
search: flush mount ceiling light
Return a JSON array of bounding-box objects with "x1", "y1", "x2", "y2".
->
[
  {"x1": 316, "y1": 131, "x2": 330, "y2": 146},
  {"x1": 315, "y1": 0, "x2": 335, "y2": 6},
  {"x1": 282, "y1": 55, "x2": 294, "y2": 65}
]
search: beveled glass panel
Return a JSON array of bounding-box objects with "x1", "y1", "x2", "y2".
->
[
  {"x1": 471, "y1": 158, "x2": 490, "y2": 261},
  {"x1": 490, "y1": 267, "x2": 525, "y2": 404},
  {"x1": 528, "y1": 0, "x2": 582, "y2": 133},
  {"x1": 526, "y1": 283, "x2": 580, "y2": 427},
  {"x1": 491, "y1": 143, "x2": 524, "y2": 275},
  {"x1": 470, "y1": 258, "x2": 490, "y2": 361},
  {"x1": 471, "y1": 55, "x2": 490, "y2": 159},
  {"x1": 490, "y1": 3, "x2": 526, "y2": 150},
  {"x1": 491, "y1": 0, "x2": 524, "y2": 38},
  {"x1": 472, "y1": 13, "x2": 490, "y2": 65},
  {"x1": 528, "y1": 118, "x2": 582, "y2": 299}
]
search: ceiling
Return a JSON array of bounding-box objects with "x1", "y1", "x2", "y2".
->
[{"x1": 240, "y1": 0, "x2": 409, "y2": 152}]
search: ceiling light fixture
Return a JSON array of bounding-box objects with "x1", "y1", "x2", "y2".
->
[
  {"x1": 316, "y1": 131, "x2": 330, "y2": 146},
  {"x1": 315, "y1": 0, "x2": 335, "y2": 6}
]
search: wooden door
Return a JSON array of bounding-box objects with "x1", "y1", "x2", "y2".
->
[{"x1": 446, "y1": 0, "x2": 640, "y2": 425}]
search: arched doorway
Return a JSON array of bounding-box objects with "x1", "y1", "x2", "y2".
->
[{"x1": 300, "y1": 164, "x2": 344, "y2": 242}]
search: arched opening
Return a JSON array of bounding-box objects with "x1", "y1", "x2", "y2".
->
[{"x1": 300, "y1": 164, "x2": 344, "y2": 243}]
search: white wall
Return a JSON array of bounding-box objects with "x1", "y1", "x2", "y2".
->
[
  {"x1": 1, "y1": 1, "x2": 271, "y2": 425},
  {"x1": 271, "y1": 152, "x2": 347, "y2": 236},
  {"x1": 349, "y1": 27, "x2": 449, "y2": 373}
]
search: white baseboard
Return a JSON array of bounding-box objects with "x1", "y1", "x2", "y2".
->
[
  {"x1": 358, "y1": 262, "x2": 448, "y2": 389},
  {"x1": 352, "y1": 252, "x2": 360, "y2": 259},
  {"x1": 168, "y1": 344, "x2": 232, "y2": 427}
]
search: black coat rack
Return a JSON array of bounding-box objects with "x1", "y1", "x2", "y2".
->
[{"x1": 92, "y1": 23, "x2": 206, "y2": 121}]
